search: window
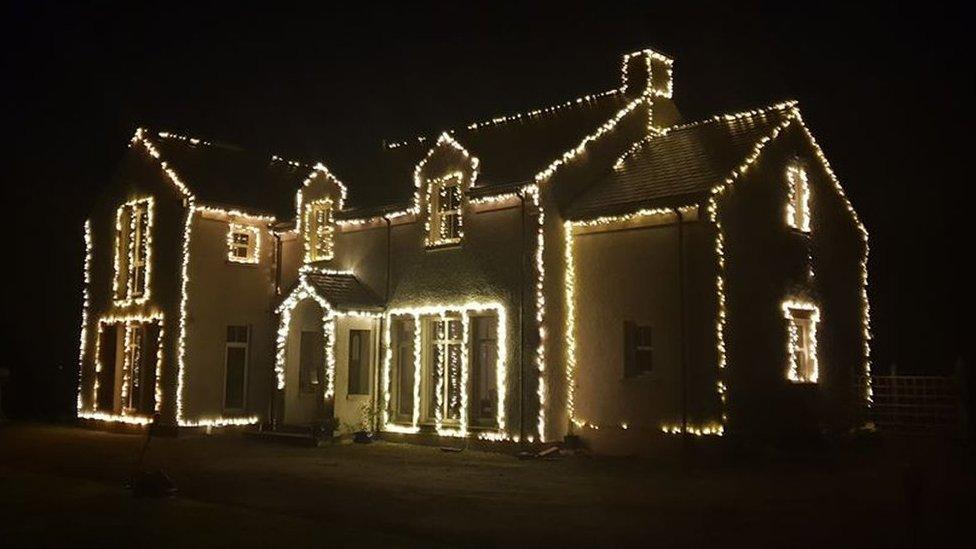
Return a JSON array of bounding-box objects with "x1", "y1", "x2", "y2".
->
[
  {"x1": 299, "y1": 330, "x2": 324, "y2": 393},
  {"x1": 227, "y1": 224, "x2": 259, "y2": 264},
  {"x1": 783, "y1": 302, "x2": 820, "y2": 383},
  {"x1": 304, "y1": 198, "x2": 334, "y2": 262},
  {"x1": 786, "y1": 165, "x2": 811, "y2": 232},
  {"x1": 105, "y1": 320, "x2": 160, "y2": 414},
  {"x1": 114, "y1": 198, "x2": 152, "y2": 301},
  {"x1": 470, "y1": 315, "x2": 498, "y2": 426},
  {"x1": 347, "y1": 330, "x2": 371, "y2": 395},
  {"x1": 224, "y1": 325, "x2": 249, "y2": 410},
  {"x1": 426, "y1": 174, "x2": 463, "y2": 247},
  {"x1": 623, "y1": 321, "x2": 653, "y2": 378},
  {"x1": 122, "y1": 323, "x2": 144, "y2": 411},
  {"x1": 429, "y1": 317, "x2": 464, "y2": 422},
  {"x1": 393, "y1": 319, "x2": 416, "y2": 420}
]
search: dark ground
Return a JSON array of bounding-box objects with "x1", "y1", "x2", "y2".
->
[{"x1": 1, "y1": 423, "x2": 972, "y2": 547}]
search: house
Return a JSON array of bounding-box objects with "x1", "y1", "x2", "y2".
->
[{"x1": 76, "y1": 48, "x2": 871, "y2": 453}]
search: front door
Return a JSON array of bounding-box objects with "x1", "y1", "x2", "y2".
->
[{"x1": 284, "y1": 330, "x2": 327, "y2": 425}]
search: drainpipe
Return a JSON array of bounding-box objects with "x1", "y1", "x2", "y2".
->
[
  {"x1": 518, "y1": 192, "x2": 527, "y2": 444},
  {"x1": 674, "y1": 208, "x2": 688, "y2": 436},
  {"x1": 384, "y1": 216, "x2": 392, "y2": 302}
]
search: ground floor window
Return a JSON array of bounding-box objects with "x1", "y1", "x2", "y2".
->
[
  {"x1": 469, "y1": 315, "x2": 498, "y2": 426},
  {"x1": 783, "y1": 301, "x2": 820, "y2": 383},
  {"x1": 347, "y1": 329, "x2": 370, "y2": 395},
  {"x1": 387, "y1": 308, "x2": 503, "y2": 431},
  {"x1": 428, "y1": 316, "x2": 464, "y2": 424},
  {"x1": 392, "y1": 318, "x2": 416, "y2": 421},
  {"x1": 623, "y1": 321, "x2": 654, "y2": 378},
  {"x1": 95, "y1": 319, "x2": 161, "y2": 414},
  {"x1": 224, "y1": 325, "x2": 249, "y2": 410}
]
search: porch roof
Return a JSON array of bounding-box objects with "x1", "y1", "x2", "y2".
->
[{"x1": 287, "y1": 271, "x2": 385, "y2": 312}]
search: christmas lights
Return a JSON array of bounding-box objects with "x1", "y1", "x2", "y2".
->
[
  {"x1": 786, "y1": 165, "x2": 811, "y2": 232},
  {"x1": 620, "y1": 48, "x2": 674, "y2": 98},
  {"x1": 175, "y1": 202, "x2": 196, "y2": 424},
  {"x1": 274, "y1": 276, "x2": 333, "y2": 393},
  {"x1": 112, "y1": 197, "x2": 154, "y2": 306},
  {"x1": 424, "y1": 172, "x2": 465, "y2": 247},
  {"x1": 295, "y1": 163, "x2": 348, "y2": 234},
  {"x1": 89, "y1": 312, "x2": 164, "y2": 424},
  {"x1": 76, "y1": 220, "x2": 93, "y2": 413},
  {"x1": 303, "y1": 198, "x2": 335, "y2": 262},
  {"x1": 791, "y1": 113, "x2": 872, "y2": 403},
  {"x1": 782, "y1": 300, "x2": 820, "y2": 383},
  {"x1": 564, "y1": 207, "x2": 699, "y2": 434},
  {"x1": 381, "y1": 302, "x2": 508, "y2": 439},
  {"x1": 227, "y1": 223, "x2": 260, "y2": 264}
]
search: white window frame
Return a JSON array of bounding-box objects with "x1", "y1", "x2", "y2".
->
[
  {"x1": 227, "y1": 223, "x2": 260, "y2": 264},
  {"x1": 223, "y1": 325, "x2": 250, "y2": 411},
  {"x1": 425, "y1": 173, "x2": 463, "y2": 247},
  {"x1": 786, "y1": 165, "x2": 811, "y2": 232},
  {"x1": 427, "y1": 315, "x2": 464, "y2": 425},
  {"x1": 304, "y1": 198, "x2": 334, "y2": 262},
  {"x1": 782, "y1": 300, "x2": 820, "y2": 383},
  {"x1": 113, "y1": 197, "x2": 154, "y2": 303}
]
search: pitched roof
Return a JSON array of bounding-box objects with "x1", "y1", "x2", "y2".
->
[
  {"x1": 327, "y1": 91, "x2": 638, "y2": 213},
  {"x1": 302, "y1": 271, "x2": 384, "y2": 310},
  {"x1": 565, "y1": 104, "x2": 796, "y2": 220},
  {"x1": 149, "y1": 132, "x2": 310, "y2": 219}
]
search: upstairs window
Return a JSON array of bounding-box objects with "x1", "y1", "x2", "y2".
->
[
  {"x1": 623, "y1": 321, "x2": 654, "y2": 378},
  {"x1": 114, "y1": 198, "x2": 153, "y2": 302},
  {"x1": 786, "y1": 165, "x2": 811, "y2": 232},
  {"x1": 426, "y1": 174, "x2": 463, "y2": 247},
  {"x1": 782, "y1": 301, "x2": 820, "y2": 383},
  {"x1": 227, "y1": 224, "x2": 259, "y2": 264},
  {"x1": 304, "y1": 198, "x2": 334, "y2": 262}
]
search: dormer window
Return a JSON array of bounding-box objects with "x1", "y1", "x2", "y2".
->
[
  {"x1": 426, "y1": 173, "x2": 463, "y2": 247},
  {"x1": 227, "y1": 223, "x2": 259, "y2": 264},
  {"x1": 304, "y1": 198, "x2": 334, "y2": 262},
  {"x1": 782, "y1": 300, "x2": 820, "y2": 383},
  {"x1": 113, "y1": 197, "x2": 153, "y2": 303},
  {"x1": 786, "y1": 165, "x2": 811, "y2": 232}
]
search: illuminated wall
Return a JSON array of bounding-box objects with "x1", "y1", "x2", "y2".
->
[
  {"x1": 569, "y1": 212, "x2": 722, "y2": 452},
  {"x1": 77, "y1": 145, "x2": 188, "y2": 425},
  {"x1": 178, "y1": 211, "x2": 277, "y2": 422}
]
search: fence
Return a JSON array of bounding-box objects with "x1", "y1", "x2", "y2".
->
[{"x1": 865, "y1": 375, "x2": 961, "y2": 435}]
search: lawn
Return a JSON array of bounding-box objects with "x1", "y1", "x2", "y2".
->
[{"x1": 1, "y1": 423, "x2": 971, "y2": 547}]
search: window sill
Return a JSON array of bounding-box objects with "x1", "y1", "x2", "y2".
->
[
  {"x1": 226, "y1": 259, "x2": 260, "y2": 267},
  {"x1": 425, "y1": 242, "x2": 462, "y2": 252}
]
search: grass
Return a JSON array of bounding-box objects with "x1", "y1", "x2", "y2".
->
[{"x1": 0, "y1": 422, "x2": 971, "y2": 547}]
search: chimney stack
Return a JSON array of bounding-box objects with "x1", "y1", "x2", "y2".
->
[{"x1": 621, "y1": 48, "x2": 674, "y2": 99}]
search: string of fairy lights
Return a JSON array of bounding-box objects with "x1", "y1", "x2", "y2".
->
[
  {"x1": 79, "y1": 50, "x2": 871, "y2": 444},
  {"x1": 782, "y1": 300, "x2": 821, "y2": 383}
]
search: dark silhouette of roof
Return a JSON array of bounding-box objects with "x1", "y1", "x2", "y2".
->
[
  {"x1": 565, "y1": 105, "x2": 795, "y2": 220},
  {"x1": 303, "y1": 271, "x2": 385, "y2": 310},
  {"x1": 329, "y1": 91, "x2": 636, "y2": 216},
  {"x1": 150, "y1": 133, "x2": 310, "y2": 219}
]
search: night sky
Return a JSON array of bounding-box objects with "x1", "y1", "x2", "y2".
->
[{"x1": 4, "y1": 3, "x2": 970, "y2": 419}]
